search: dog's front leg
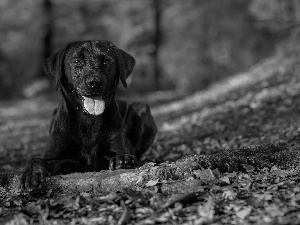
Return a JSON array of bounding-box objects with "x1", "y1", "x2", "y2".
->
[
  {"x1": 21, "y1": 132, "x2": 84, "y2": 191},
  {"x1": 21, "y1": 158, "x2": 85, "y2": 191},
  {"x1": 108, "y1": 129, "x2": 137, "y2": 170},
  {"x1": 21, "y1": 158, "x2": 49, "y2": 191}
]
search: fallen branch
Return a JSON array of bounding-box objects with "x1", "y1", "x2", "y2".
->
[{"x1": 1, "y1": 144, "x2": 300, "y2": 200}]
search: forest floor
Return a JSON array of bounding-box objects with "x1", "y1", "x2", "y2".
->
[{"x1": 1, "y1": 50, "x2": 300, "y2": 224}]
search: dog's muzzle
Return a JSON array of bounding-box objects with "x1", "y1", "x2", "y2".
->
[{"x1": 78, "y1": 75, "x2": 107, "y2": 116}]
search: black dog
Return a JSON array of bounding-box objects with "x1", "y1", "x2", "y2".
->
[{"x1": 22, "y1": 40, "x2": 157, "y2": 190}]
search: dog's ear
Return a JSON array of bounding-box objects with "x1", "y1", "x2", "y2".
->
[
  {"x1": 43, "y1": 45, "x2": 70, "y2": 91},
  {"x1": 115, "y1": 48, "x2": 135, "y2": 89}
]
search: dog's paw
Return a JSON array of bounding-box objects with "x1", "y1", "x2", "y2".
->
[
  {"x1": 21, "y1": 158, "x2": 48, "y2": 191},
  {"x1": 109, "y1": 154, "x2": 137, "y2": 170}
]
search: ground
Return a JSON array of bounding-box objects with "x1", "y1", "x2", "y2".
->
[{"x1": 1, "y1": 50, "x2": 300, "y2": 224}]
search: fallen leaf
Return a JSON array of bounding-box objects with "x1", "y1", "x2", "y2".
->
[
  {"x1": 117, "y1": 206, "x2": 130, "y2": 225},
  {"x1": 271, "y1": 169, "x2": 289, "y2": 177},
  {"x1": 156, "y1": 211, "x2": 170, "y2": 222},
  {"x1": 255, "y1": 193, "x2": 272, "y2": 201},
  {"x1": 194, "y1": 169, "x2": 215, "y2": 182},
  {"x1": 265, "y1": 204, "x2": 284, "y2": 217},
  {"x1": 222, "y1": 190, "x2": 236, "y2": 200},
  {"x1": 198, "y1": 196, "x2": 215, "y2": 220},
  {"x1": 237, "y1": 190, "x2": 251, "y2": 199},
  {"x1": 242, "y1": 164, "x2": 255, "y2": 172},
  {"x1": 96, "y1": 193, "x2": 119, "y2": 202},
  {"x1": 240, "y1": 182, "x2": 252, "y2": 191},
  {"x1": 219, "y1": 176, "x2": 231, "y2": 184},
  {"x1": 23, "y1": 202, "x2": 41, "y2": 216},
  {"x1": 236, "y1": 206, "x2": 252, "y2": 219},
  {"x1": 163, "y1": 191, "x2": 205, "y2": 208},
  {"x1": 145, "y1": 179, "x2": 159, "y2": 187}
]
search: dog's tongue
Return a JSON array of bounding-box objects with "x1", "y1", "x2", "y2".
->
[{"x1": 83, "y1": 96, "x2": 105, "y2": 115}]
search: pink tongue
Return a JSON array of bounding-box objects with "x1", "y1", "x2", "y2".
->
[{"x1": 83, "y1": 96, "x2": 105, "y2": 115}]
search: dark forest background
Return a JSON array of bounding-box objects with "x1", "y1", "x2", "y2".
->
[{"x1": 0, "y1": 0, "x2": 299, "y2": 99}]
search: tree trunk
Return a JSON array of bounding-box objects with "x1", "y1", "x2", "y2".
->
[
  {"x1": 153, "y1": 0, "x2": 162, "y2": 90},
  {"x1": 39, "y1": 0, "x2": 53, "y2": 77},
  {"x1": 22, "y1": 0, "x2": 54, "y2": 97}
]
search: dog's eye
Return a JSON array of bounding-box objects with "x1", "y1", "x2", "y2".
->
[
  {"x1": 73, "y1": 60, "x2": 81, "y2": 64},
  {"x1": 103, "y1": 60, "x2": 110, "y2": 66}
]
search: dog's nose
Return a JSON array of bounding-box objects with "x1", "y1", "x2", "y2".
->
[{"x1": 87, "y1": 79, "x2": 102, "y2": 88}]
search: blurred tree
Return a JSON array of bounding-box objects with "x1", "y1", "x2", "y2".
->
[
  {"x1": 0, "y1": 0, "x2": 41, "y2": 99},
  {"x1": 0, "y1": 49, "x2": 11, "y2": 96},
  {"x1": 160, "y1": 0, "x2": 278, "y2": 92},
  {"x1": 42, "y1": 0, "x2": 53, "y2": 65},
  {"x1": 0, "y1": 0, "x2": 298, "y2": 99},
  {"x1": 249, "y1": 0, "x2": 300, "y2": 52},
  {"x1": 22, "y1": 0, "x2": 54, "y2": 97},
  {"x1": 249, "y1": 0, "x2": 300, "y2": 32},
  {"x1": 152, "y1": 0, "x2": 163, "y2": 90}
]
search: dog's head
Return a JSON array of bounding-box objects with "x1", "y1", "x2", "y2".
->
[{"x1": 43, "y1": 40, "x2": 135, "y2": 115}]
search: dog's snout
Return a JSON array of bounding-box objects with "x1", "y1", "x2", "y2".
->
[
  {"x1": 87, "y1": 80, "x2": 96, "y2": 88},
  {"x1": 86, "y1": 78, "x2": 102, "y2": 88}
]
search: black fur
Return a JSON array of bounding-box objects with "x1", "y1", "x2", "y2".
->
[{"x1": 21, "y1": 40, "x2": 157, "y2": 191}]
